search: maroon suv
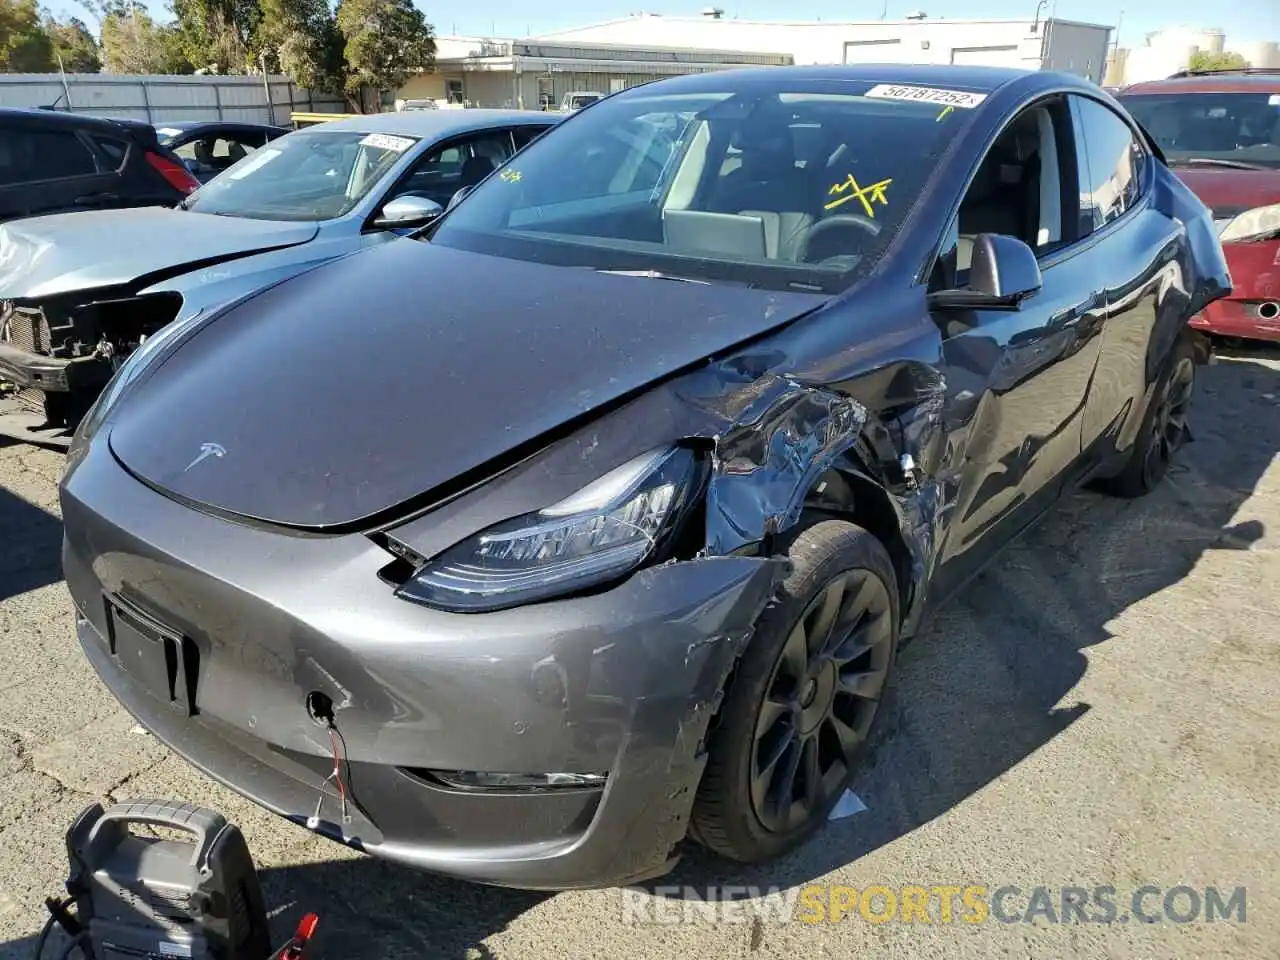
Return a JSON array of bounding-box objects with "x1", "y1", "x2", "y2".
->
[{"x1": 1120, "y1": 70, "x2": 1280, "y2": 341}]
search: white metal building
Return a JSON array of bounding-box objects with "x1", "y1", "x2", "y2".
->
[
  {"x1": 397, "y1": 37, "x2": 792, "y2": 110},
  {"x1": 533, "y1": 13, "x2": 1114, "y2": 83}
]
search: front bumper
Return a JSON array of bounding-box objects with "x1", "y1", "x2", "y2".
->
[
  {"x1": 1188, "y1": 239, "x2": 1280, "y2": 341},
  {"x1": 0, "y1": 342, "x2": 104, "y2": 446},
  {"x1": 0, "y1": 341, "x2": 110, "y2": 392},
  {"x1": 61, "y1": 439, "x2": 780, "y2": 889},
  {"x1": 0, "y1": 341, "x2": 76, "y2": 392}
]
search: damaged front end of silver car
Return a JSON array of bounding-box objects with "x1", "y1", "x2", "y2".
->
[{"x1": 0, "y1": 289, "x2": 182, "y2": 446}]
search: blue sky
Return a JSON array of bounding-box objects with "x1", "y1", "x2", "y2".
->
[{"x1": 47, "y1": 0, "x2": 1280, "y2": 52}]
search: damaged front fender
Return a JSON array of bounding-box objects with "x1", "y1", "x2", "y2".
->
[
  {"x1": 383, "y1": 307, "x2": 948, "y2": 638},
  {"x1": 677, "y1": 369, "x2": 867, "y2": 557}
]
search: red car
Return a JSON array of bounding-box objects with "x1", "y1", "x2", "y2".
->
[{"x1": 1120, "y1": 70, "x2": 1280, "y2": 341}]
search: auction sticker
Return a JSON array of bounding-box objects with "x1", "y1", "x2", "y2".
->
[
  {"x1": 865, "y1": 84, "x2": 988, "y2": 109},
  {"x1": 360, "y1": 133, "x2": 415, "y2": 152}
]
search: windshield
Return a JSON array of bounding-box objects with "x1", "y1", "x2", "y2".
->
[
  {"x1": 432, "y1": 79, "x2": 975, "y2": 292},
  {"x1": 184, "y1": 129, "x2": 419, "y2": 221},
  {"x1": 1119, "y1": 91, "x2": 1280, "y2": 170}
]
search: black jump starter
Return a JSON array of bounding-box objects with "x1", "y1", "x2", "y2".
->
[{"x1": 42, "y1": 799, "x2": 279, "y2": 960}]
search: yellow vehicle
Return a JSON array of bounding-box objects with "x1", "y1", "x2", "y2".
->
[{"x1": 290, "y1": 111, "x2": 360, "y2": 129}]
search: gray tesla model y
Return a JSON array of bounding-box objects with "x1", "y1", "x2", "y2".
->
[{"x1": 62, "y1": 64, "x2": 1228, "y2": 889}]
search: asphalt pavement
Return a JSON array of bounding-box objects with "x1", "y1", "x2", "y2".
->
[{"x1": 1, "y1": 349, "x2": 1277, "y2": 960}]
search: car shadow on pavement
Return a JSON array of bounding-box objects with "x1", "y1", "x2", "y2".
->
[
  {"x1": 648, "y1": 349, "x2": 1280, "y2": 898},
  {"x1": 0, "y1": 440, "x2": 64, "y2": 603},
  {"x1": 0, "y1": 858, "x2": 550, "y2": 960},
  {"x1": 254, "y1": 858, "x2": 551, "y2": 960}
]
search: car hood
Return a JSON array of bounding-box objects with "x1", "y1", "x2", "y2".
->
[
  {"x1": 108, "y1": 241, "x2": 829, "y2": 530},
  {"x1": 0, "y1": 208, "x2": 319, "y2": 300},
  {"x1": 1170, "y1": 167, "x2": 1280, "y2": 214}
]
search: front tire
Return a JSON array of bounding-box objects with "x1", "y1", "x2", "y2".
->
[
  {"x1": 1103, "y1": 335, "x2": 1197, "y2": 499},
  {"x1": 690, "y1": 519, "x2": 899, "y2": 862}
]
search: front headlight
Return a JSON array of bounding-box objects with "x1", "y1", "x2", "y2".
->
[
  {"x1": 1219, "y1": 203, "x2": 1280, "y2": 243},
  {"x1": 396, "y1": 446, "x2": 699, "y2": 612}
]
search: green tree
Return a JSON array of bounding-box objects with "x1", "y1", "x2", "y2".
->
[
  {"x1": 1187, "y1": 50, "x2": 1249, "y2": 73},
  {"x1": 45, "y1": 15, "x2": 101, "y2": 71},
  {"x1": 258, "y1": 0, "x2": 342, "y2": 91},
  {"x1": 335, "y1": 0, "x2": 432, "y2": 110},
  {"x1": 91, "y1": 0, "x2": 191, "y2": 73},
  {"x1": 1, "y1": 0, "x2": 55, "y2": 71},
  {"x1": 170, "y1": 0, "x2": 259, "y2": 74}
]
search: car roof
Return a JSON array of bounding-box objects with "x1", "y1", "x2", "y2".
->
[
  {"x1": 306, "y1": 109, "x2": 559, "y2": 137},
  {"x1": 154, "y1": 120, "x2": 286, "y2": 132},
  {"x1": 639, "y1": 62, "x2": 1042, "y2": 96},
  {"x1": 1122, "y1": 72, "x2": 1280, "y2": 95},
  {"x1": 0, "y1": 106, "x2": 143, "y2": 131}
]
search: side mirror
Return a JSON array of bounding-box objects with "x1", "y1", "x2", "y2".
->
[
  {"x1": 373, "y1": 195, "x2": 444, "y2": 229},
  {"x1": 927, "y1": 233, "x2": 1043, "y2": 311},
  {"x1": 446, "y1": 185, "x2": 473, "y2": 211}
]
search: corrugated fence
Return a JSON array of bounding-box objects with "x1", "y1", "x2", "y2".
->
[{"x1": 0, "y1": 73, "x2": 346, "y2": 125}]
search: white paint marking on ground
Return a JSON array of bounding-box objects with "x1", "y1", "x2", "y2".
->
[{"x1": 828, "y1": 789, "x2": 868, "y2": 820}]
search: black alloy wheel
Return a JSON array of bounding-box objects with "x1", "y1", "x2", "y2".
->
[
  {"x1": 750, "y1": 569, "x2": 893, "y2": 832},
  {"x1": 1142, "y1": 352, "x2": 1195, "y2": 489},
  {"x1": 691, "y1": 519, "x2": 900, "y2": 862},
  {"x1": 1104, "y1": 335, "x2": 1198, "y2": 499}
]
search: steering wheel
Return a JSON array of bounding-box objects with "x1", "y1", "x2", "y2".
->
[{"x1": 801, "y1": 214, "x2": 882, "y2": 264}]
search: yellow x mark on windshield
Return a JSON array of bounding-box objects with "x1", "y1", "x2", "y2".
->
[{"x1": 825, "y1": 174, "x2": 893, "y2": 217}]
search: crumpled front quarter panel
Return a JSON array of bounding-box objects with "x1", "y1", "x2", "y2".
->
[{"x1": 1158, "y1": 164, "x2": 1233, "y2": 317}]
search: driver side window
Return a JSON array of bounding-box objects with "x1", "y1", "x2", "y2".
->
[
  {"x1": 932, "y1": 97, "x2": 1077, "y2": 295},
  {"x1": 389, "y1": 131, "x2": 517, "y2": 208}
]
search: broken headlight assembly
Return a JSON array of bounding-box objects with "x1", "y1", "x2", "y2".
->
[{"x1": 395, "y1": 446, "x2": 700, "y2": 612}]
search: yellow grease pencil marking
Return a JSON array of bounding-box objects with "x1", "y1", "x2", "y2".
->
[{"x1": 825, "y1": 174, "x2": 893, "y2": 217}]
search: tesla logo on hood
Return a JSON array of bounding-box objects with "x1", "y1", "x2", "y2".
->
[{"x1": 184, "y1": 442, "x2": 226, "y2": 472}]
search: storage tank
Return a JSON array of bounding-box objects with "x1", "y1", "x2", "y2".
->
[
  {"x1": 1122, "y1": 26, "x2": 1234, "y2": 82},
  {"x1": 1125, "y1": 40, "x2": 1197, "y2": 83},
  {"x1": 1147, "y1": 26, "x2": 1224, "y2": 57},
  {"x1": 1226, "y1": 40, "x2": 1280, "y2": 67}
]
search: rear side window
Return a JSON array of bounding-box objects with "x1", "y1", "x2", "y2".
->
[
  {"x1": 0, "y1": 128, "x2": 97, "y2": 185},
  {"x1": 1071, "y1": 97, "x2": 1147, "y2": 231},
  {"x1": 90, "y1": 136, "x2": 129, "y2": 171},
  {"x1": 513, "y1": 125, "x2": 550, "y2": 150}
]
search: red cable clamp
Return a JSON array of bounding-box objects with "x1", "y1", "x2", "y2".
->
[{"x1": 272, "y1": 913, "x2": 320, "y2": 960}]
